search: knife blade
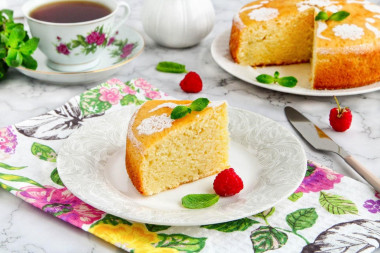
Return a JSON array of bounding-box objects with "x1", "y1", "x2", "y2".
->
[{"x1": 285, "y1": 106, "x2": 380, "y2": 193}]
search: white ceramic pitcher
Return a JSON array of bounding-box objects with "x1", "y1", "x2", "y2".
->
[{"x1": 142, "y1": 0, "x2": 215, "y2": 48}]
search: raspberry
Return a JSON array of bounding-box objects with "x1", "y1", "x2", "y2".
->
[
  {"x1": 329, "y1": 96, "x2": 352, "y2": 132},
  {"x1": 179, "y1": 71, "x2": 203, "y2": 93},
  {"x1": 213, "y1": 168, "x2": 244, "y2": 197}
]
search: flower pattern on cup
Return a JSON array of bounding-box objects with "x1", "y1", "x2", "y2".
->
[
  {"x1": 0, "y1": 126, "x2": 18, "y2": 160},
  {"x1": 109, "y1": 38, "x2": 136, "y2": 63},
  {"x1": 99, "y1": 87, "x2": 123, "y2": 105},
  {"x1": 86, "y1": 31, "x2": 106, "y2": 46},
  {"x1": 121, "y1": 43, "x2": 134, "y2": 58},
  {"x1": 55, "y1": 25, "x2": 108, "y2": 56},
  {"x1": 363, "y1": 199, "x2": 380, "y2": 213},
  {"x1": 56, "y1": 43, "x2": 70, "y2": 55},
  {"x1": 16, "y1": 186, "x2": 105, "y2": 227},
  {"x1": 295, "y1": 162, "x2": 343, "y2": 193}
]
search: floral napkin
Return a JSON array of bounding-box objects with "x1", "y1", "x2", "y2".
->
[{"x1": 1, "y1": 78, "x2": 379, "y2": 253}]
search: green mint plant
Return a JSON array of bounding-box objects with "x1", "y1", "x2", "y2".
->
[
  {"x1": 171, "y1": 98, "x2": 210, "y2": 119},
  {"x1": 0, "y1": 9, "x2": 39, "y2": 80},
  {"x1": 256, "y1": 71, "x2": 297, "y2": 88},
  {"x1": 315, "y1": 10, "x2": 350, "y2": 21}
]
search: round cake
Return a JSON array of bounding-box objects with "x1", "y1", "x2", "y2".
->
[
  {"x1": 125, "y1": 99, "x2": 230, "y2": 196},
  {"x1": 230, "y1": 0, "x2": 380, "y2": 90}
]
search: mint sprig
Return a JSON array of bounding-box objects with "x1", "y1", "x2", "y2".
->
[
  {"x1": 156, "y1": 61, "x2": 188, "y2": 73},
  {"x1": 170, "y1": 98, "x2": 210, "y2": 119},
  {"x1": 0, "y1": 9, "x2": 39, "y2": 80},
  {"x1": 256, "y1": 71, "x2": 297, "y2": 88},
  {"x1": 182, "y1": 194, "x2": 219, "y2": 209},
  {"x1": 315, "y1": 10, "x2": 350, "y2": 21}
]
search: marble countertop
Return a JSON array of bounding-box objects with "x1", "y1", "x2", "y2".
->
[{"x1": 1, "y1": 0, "x2": 380, "y2": 252}]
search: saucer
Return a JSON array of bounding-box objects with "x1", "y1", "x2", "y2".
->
[{"x1": 16, "y1": 27, "x2": 144, "y2": 84}]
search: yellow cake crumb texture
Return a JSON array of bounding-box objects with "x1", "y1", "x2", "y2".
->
[{"x1": 125, "y1": 100, "x2": 230, "y2": 196}]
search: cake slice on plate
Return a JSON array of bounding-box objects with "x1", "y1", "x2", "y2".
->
[{"x1": 125, "y1": 99, "x2": 229, "y2": 196}]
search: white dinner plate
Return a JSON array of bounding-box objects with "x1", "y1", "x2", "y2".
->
[
  {"x1": 211, "y1": 30, "x2": 380, "y2": 96},
  {"x1": 57, "y1": 106, "x2": 307, "y2": 226},
  {"x1": 16, "y1": 27, "x2": 144, "y2": 84}
]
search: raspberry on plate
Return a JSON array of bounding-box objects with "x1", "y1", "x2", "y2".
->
[{"x1": 213, "y1": 168, "x2": 244, "y2": 197}]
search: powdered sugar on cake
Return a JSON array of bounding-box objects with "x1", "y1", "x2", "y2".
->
[
  {"x1": 127, "y1": 111, "x2": 143, "y2": 151},
  {"x1": 137, "y1": 114, "x2": 174, "y2": 135},
  {"x1": 297, "y1": 0, "x2": 339, "y2": 12},
  {"x1": 317, "y1": 22, "x2": 331, "y2": 40},
  {"x1": 149, "y1": 102, "x2": 180, "y2": 113},
  {"x1": 208, "y1": 101, "x2": 227, "y2": 108},
  {"x1": 364, "y1": 3, "x2": 380, "y2": 14},
  {"x1": 248, "y1": 7, "x2": 279, "y2": 21},
  {"x1": 366, "y1": 23, "x2": 380, "y2": 38},
  {"x1": 233, "y1": 14, "x2": 246, "y2": 29},
  {"x1": 333, "y1": 24, "x2": 364, "y2": 40}
]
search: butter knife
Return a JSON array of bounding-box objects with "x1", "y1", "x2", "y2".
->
[{"x1": 285, "y1": 106, "x2": 380, "y2": 193}]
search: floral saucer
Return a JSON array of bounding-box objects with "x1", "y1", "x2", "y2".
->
[{"x1": 16, "y1": 27, "x2": 144, "y2": 84}]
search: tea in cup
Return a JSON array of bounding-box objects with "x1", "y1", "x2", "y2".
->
[{"x1": 22, "y1": 0, "x2": 130, "y2": 72}]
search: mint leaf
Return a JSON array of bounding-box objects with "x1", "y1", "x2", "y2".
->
[
  {"x1": 256, "y1": 74, "x2": 275, "y2": 84},
  {"x1": 257, "y1": 72, "x2": 297, "y2": 88},
  {"x1": 315, "y1": 11, "x2": 328, "y2": 21},
  {"x1": 7, "y1": 27, "x2": 25, "y2": 48},
  {"x1": 171, "y1": 105, "x2": 191, "y2": 119},
  {"x1": 278, "y1": 76, "x2": 297, "y2": 87},
  {"x1": 171, "y1": 97, "x2": 210, "y2": 119},
  {"x1": 0, "y1": 45, "x2": 6, "y2": 58},
  {"x1": 328, "y1": 11, "x2": 350, "y2": 21},
  {"x1": 1, "y1": 9, "x2": 13, "y2": 22},
  {"x1": 189, "y1": 98, "x2": 209, "y2": 111},
  {"x1": 0, "y1": 9, "x2": 39, "y2": 80},
  {"x1": 156, "y1": 61, "x2": 188, "y2": 73},
  {"x1": 20, "y1": 37, "x2": 39, "y2": 55},
  {"x1": 5, "y1": 48, "x2": 23, "y2": 67},
  {"x1": 22, "y1": 54, "x2": 38, "y2": 70},
  {"x1": 182, "y1": 194, "x2": 219, "y2": 209}
]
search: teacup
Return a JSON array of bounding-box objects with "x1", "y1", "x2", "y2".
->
[{"x1": 22, "y1": 0, "x2": 130, "y2": 72}]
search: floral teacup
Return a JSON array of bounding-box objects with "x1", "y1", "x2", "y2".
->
[{"x1": 22, "y1": 0, "x2": 130, "y2": 72}]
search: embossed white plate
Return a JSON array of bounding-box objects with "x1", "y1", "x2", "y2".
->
[
  {"x1": 57, "y1": 106, "x2": 306, "y2": 226},
  {"x1": 211, "y1": 30, "x2": 380, "y2": 96}
]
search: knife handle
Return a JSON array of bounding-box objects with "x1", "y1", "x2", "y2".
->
[{"x1": 344, "y1": 155, "x2": 380, "y2": 193}]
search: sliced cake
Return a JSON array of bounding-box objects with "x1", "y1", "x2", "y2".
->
[
  {"x1": 125, "y1": 99, "x2": 229, "y2": 196},
  {"x1": 230, "y1": 0, "x2": 380, "y2": 90}
]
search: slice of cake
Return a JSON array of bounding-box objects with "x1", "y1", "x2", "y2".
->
[
  {"x1": 230, "y1": 0, "x2": 380, "y2": 90},
  {"x1": 125, "y1": 99, "x2": 229, "y2": 196}
]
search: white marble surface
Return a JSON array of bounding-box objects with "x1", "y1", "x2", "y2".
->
[{"x1": 1, "y1": 0, "x2": 380, "y2": 252}]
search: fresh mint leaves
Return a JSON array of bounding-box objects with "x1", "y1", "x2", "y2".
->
[
  {"x1": 182, "y1": 194, "x2": 219, "y2": 209},
  {"x1": 170, "y1": 98, "x2": 210, "y2": 119},
  {"x1": 171, "y1": 106, "x2": 191, "y2": 119},
  {"x1": 0, "y1": 9, "x2": 39, "y2": 80},
  {"x1": 156, "y1": 61, "x2": 188, "y2": 73},
  {"x1": 315, "y1": 10, "x2": 350, "y2": 21},
  {"x1": 256, "y1": 71, "x2": 297, "y2": 88}
]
